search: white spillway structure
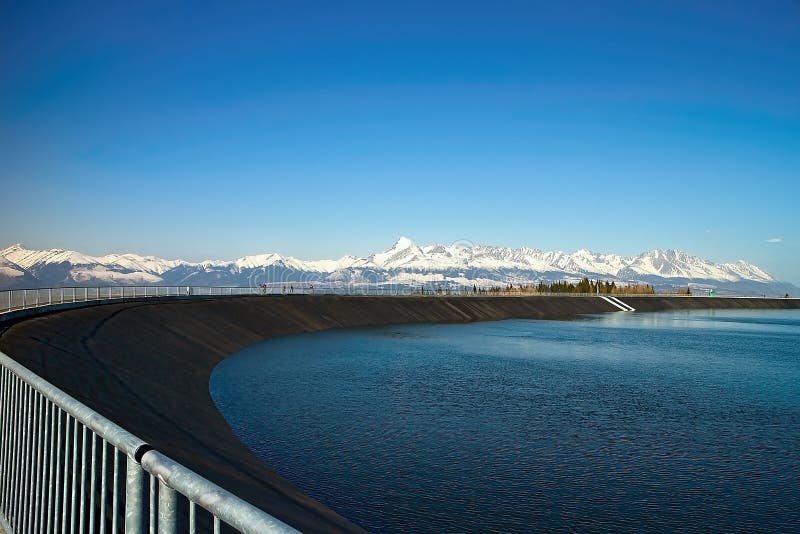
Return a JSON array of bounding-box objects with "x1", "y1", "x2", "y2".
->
[{"x1": 600, "y1": 295, "x2": 636, "y2": 311}]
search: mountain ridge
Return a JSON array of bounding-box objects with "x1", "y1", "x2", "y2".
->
[{"x1": 0, "y1": 238, "x2": 793, "y2": 295}]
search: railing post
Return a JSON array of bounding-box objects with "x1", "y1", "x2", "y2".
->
[
  {"x1": 125, "y1": 457, "x2": 146, "y2": 534},
  {"x1": 48, "y1": 288, "x2": 52, "y2": 306},
  {"x1": 23, "y1": 289, "x2": 26, "y2": 309},
  {"x1": 158, "y1": 481, "x2": 179, "y2": 534}
]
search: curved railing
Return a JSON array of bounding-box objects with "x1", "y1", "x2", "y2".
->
[
  {"x1": 0, "y1": 284, "x2": 743, "y2": 318},
  {"x1": 0, "y1": 351, "x2": 297, "y2": 533},
  {"x1": 1, "y1": 286, "x2": 266, "y2": 316}
]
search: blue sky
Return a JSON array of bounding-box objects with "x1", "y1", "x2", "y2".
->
[{"x1": 1, "y1": 1, "x2": 798, "y2": 282}]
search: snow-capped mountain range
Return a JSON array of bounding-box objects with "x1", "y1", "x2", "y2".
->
[{"x1": 0, "y1": 237, "x2": 794, "y2": 295}]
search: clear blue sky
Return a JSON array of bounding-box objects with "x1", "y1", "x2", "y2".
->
[{"x1": 1, "y1": 1, "x2": 798, "y2": 282}]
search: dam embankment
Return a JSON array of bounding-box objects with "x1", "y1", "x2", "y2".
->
[{"x1": 0, "y1": 295, "x2": 797, "y2": 532}]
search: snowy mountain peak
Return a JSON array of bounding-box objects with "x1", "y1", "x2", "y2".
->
[
  {"x1": 371, "y1": 236, "x2": 426, "y2": 268},
  {"x1": 233, "y1": 253, "x2": 286, "y2": 270},
  {"x1": 394, "y1": 236, "x2": 415, "y2": 249},
  {"x1": 0, "y1": 239, "x2": 785, "y2": 293},
  {"x1": 0, "y1": 244, "x2": 26, "y2": 256}
]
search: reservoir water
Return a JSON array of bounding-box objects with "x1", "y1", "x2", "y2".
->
[{"x1": 210, "y1": 310, "x2": 800, "y2": 532}]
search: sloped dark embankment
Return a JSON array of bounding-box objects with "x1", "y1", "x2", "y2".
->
[{"x1": 1, "y1": 295, "x2": 797, "y2": 532}]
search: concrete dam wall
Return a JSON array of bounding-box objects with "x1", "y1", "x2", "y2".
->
[{"x1": 1, "y1": 295, "x2": 797, "y2": 532}]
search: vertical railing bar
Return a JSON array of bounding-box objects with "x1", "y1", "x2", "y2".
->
[
  {"x1": 11, "y1": 380, "x2": 22, "y2": 528},
  {"x1": 89, "y1": 432, "x2": 97, "y2": 534},
  {"x1": 213, "y1": 516, "x2": 220, "y2": 534},
  {"x1": 124, "y1": 457, "x2": 145, "y2": 534},
  {"x1": 0, "y1": 368, "x2": 6, "y2": 509},
  {"x1": 18, "y1": 381, "x2": 29, "y2": 530},
  {"x1": 99, "y1": 439, "x2": 107, "y2": 534},
  {"x1": 33, "y1": 392, "x2": 46, "y2": 534},
  {"x1": 3, "y1": 368, "x2": 13, "y2": 511},
  {"x1": 61, "y1": 416, "x2": 71, "y2": 534},
  {"x1": 189, "y1": 502, "x2": 195, "y2": 534},
  {"x1": 157, "y1": 481, "x2": 177, "y2": 534},
  {"x1": 0, "y1": 368, "x2": 9, "y2": 510},
  {"x1": 6, "y1": 375, "x2": 16, "y2": 525},
  {"x1": 0, "y1": 368, "x2": 10, "y2": 511},
  {"x1": 24, "y1": 389, "x2": 34, "y2": 533},
  {"x1": 26, "y1": 387, "x2": 40, "y2": 534},
  {"x1": 71, "y1": 419, "x2": 79, "y2": 534},
  {"x1": 27, "y1": 390, "x2": 36, "y2": 534},
  {"x1": 33, "y1": 393, "x2": 50, "y2": 532},
  {"x1": 17, "y1": 383, "x2": 33, "y2": 532},
  {"x1": 46, "y1": 404, "x2": 58, "y2": 534},
  {"x1": 111, "y1": 449, "x2": 118, "y2": 534},
  {"x1": 148, "y1": 475, "x2": 155, "y2": 534},
  {"x1": 13, "y1": 382, "x2": 26, "y2": 531},
  {"x1": 79, "y1": 425, "x2": 88, "y2": 534},
  {"x1": 46, "y1": 403, "x2": 58, "y2": 532},
  {"x1": 53, "y1": 408, "x2": 64, "y2": 534},
  {"x1": 10, "y1": 375, "x2": 22, "y2": 523},
  {"x1": 36, "y1": 399, "x2": 48, "y2": 534}
]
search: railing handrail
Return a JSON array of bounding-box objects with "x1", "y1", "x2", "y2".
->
[
  {"x1": 140, "y1": 451, "x2": 297, "y2": 534},
  {"x1": 0, "y1": 284, "x2": 788, "y2": 319},
  {"x1": 0, "y1": 350, "x2": 299, "y2": 533},
  {"x1": 0, "y1": 352, "x2": 147, "y2": 460},
  {"x1": 0, "y1": 284, "x2": 794, "y2": 325}
]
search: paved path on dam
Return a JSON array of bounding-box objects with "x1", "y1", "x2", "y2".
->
[{"x1": 0, "y1": 295, "x2": 797, "y2": 532}]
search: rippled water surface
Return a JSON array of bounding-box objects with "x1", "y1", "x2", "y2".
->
[{"x1": 210, "y1": 310, "x2": 800, "y2": 532}]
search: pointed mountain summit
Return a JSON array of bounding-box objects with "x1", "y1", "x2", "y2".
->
[{"x1": 370, "y1": 236, "x2": 426, "y2": 268}]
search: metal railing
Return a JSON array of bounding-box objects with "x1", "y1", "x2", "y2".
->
[
  {"x1": 0, "y1": 286, "x2": 267, "y2": 316},
  {"x1": 0, "y1": 284, "x2": 756, "y2": 317},
  {"x1": 0, "y1": 351, "x2": 298, "y2": 533},
  {"x1": 3, "y1": 283, "x2": 791, "y2": 319}
]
